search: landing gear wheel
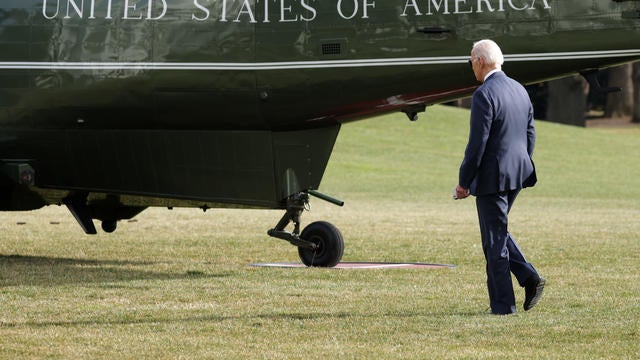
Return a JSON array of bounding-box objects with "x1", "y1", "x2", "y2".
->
[
  {"x1": 298, "y1": 221, "x2": 344, "y2": 267},
  {"x1": 101, "y1": 220, "x2": 117, "y2": 233}
]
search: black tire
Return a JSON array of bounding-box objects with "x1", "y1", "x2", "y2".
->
[
  {"x1": 101, "y1": 220, "x2": 117, "y2": 233},
  {"x1": 298, "y1": 221, "x2": 344, "y2": 267}
]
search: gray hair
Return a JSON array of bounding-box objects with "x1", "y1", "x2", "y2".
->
[{"x1": 472, "y1": 39, "x2": 504, "y2": 66}]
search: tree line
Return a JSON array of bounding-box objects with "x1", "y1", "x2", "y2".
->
[{"x1": 529, "y1": 62, "x2": 640, "y2": 126}]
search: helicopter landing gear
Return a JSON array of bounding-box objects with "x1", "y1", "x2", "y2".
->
[{"x1": 267, "y1": 191, "x2": 344, "y2": 267}]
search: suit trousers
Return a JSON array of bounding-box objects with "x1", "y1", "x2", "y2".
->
[{"x1": 476, "y1": 189, "x2": 538, "y2": 314}]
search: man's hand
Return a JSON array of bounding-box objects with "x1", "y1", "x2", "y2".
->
[{"x1": 455, "y1": 185, "x2": 470, "y2": 200}]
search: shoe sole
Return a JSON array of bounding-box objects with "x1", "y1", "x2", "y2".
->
[{"x1": 524, "y1": 278, "x2": 546, "y2": 311}]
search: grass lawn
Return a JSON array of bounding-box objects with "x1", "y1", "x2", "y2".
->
[{"x1": 1, "y1": 105, "x2": 638, "y2": 358}]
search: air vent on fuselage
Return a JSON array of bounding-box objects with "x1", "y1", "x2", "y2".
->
[
  {"x1": 322, "y1": 43, "x2": 341, "y2": 55},
  {"x1": 320, "y1": 39, "x2": 347, "y2": 57}
]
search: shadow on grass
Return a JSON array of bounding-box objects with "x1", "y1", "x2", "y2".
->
[
  {"x1": 1, "y1": 309, "x2": 491, "y2": 329},
  {"x1": 0, "y1": 254, "x2": 231, "y2": 287}
]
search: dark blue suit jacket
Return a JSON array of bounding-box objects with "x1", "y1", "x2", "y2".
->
[{"x1": 459, "y1": 71, "x2": 537, "y2": 196}]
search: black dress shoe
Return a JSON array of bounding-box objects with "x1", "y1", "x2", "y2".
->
[{"x1": 524, "y1": 277, "x2": 546, "y2": 311}]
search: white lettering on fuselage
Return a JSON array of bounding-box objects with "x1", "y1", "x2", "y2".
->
[
  {"x1": 40, "y1": 0, "x2": 551, "y2": 22},
  {"x1": 400, "y1": 0, "x2": 550, "y2": 16},
  {"x1": 336, "y1": 0, "x2": 376, "y2": 19},
  {"x1": 191, "y1": 0, "x2": 320, "y2": 23},
  {"x1": 42, "y1": 0, "x2": 168, "y2": 20}
]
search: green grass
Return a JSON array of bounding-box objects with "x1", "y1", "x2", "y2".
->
[{"x1": 1, "y1": 105, "x2": 639, "y2": 359}]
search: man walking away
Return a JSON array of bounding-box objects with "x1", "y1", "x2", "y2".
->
[{"x1": 455, "y1": 39, "x2": 546, "y2": 315}]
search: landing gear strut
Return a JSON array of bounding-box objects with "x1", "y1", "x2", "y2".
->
[{"x1": 268, "y1": 191, "x2": 344, "y2": 267}]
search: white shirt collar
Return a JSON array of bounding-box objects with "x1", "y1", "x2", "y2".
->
[{"x1": 483, "y1": 69, "x2": 501, "y2": 82}]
